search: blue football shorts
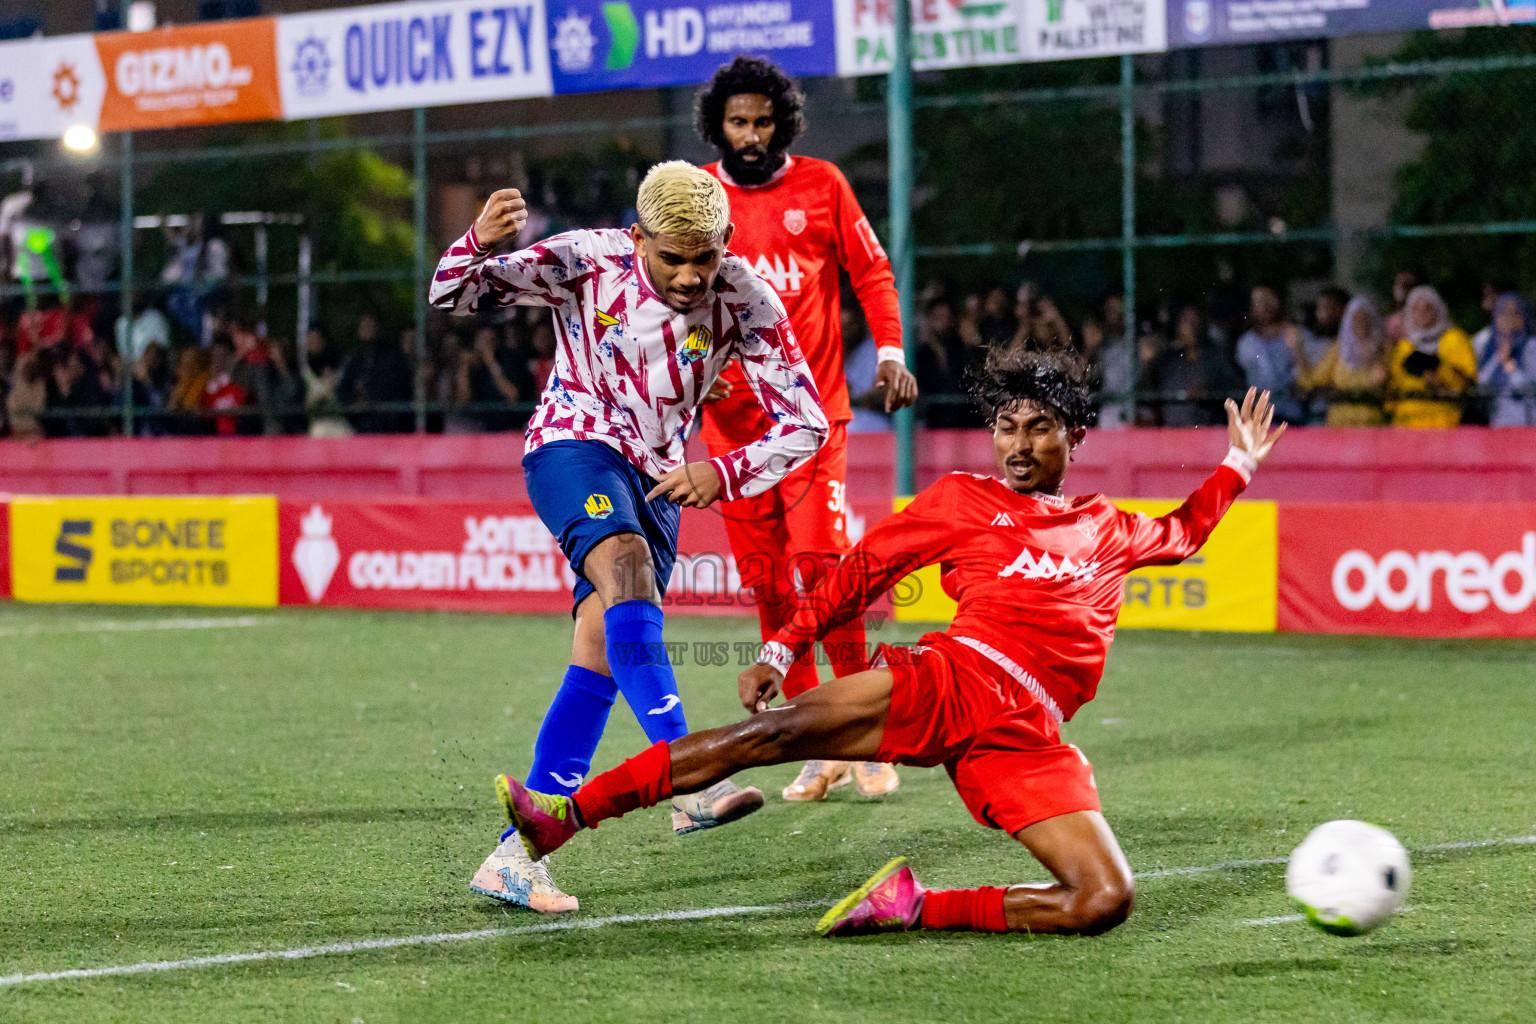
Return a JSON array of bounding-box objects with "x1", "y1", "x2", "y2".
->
[{"x1": 522, "y1": 439, "x2": 681, "y2": 614}]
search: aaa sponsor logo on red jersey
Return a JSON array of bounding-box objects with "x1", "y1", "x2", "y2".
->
[
  {"x1": 1279, "y1": 503, "x2": 1536, "y2": 638},
  {"x1": 998, "y1": 546, "x2": 1101, "y2": 584}
]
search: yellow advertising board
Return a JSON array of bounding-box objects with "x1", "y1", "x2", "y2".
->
[
  {"x1": 892, "y1": 497, "x2": 1278, "y2": 632},
  {"x1": 10, "y1": 497, "x2": 278, "y2": 607}
]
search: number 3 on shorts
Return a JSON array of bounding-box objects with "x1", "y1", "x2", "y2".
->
[{"x1": 827, "y1": 480, "x2": 847, "y2": 533}]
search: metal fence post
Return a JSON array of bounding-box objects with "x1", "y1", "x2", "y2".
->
[
  {"x1": 413, "y1": 107, "x2": 429, "y2": 434},
  {"x1": 1120, "y1": 54, "x2": 1138, "y2": 420},
  {"x1": 889, "y1": 0, "x2": 916, "y2": 496},
  {"x1": 120, "y1": 130, "x2": 135, "y2": 437}
]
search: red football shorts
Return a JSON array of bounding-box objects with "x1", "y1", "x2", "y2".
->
[
  {"x1": 708, "y1": 422, "x2": 851, "y2": 592},
  {"x1": 873, "y1": 633, "x2": 1101, "y2": 835}
]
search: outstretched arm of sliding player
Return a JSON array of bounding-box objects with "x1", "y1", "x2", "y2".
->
[
  {"x1": 1125, "y1": 387, "x2": 1286, "y2": 567},
  {"x1": 758, "y1": 480, "x2": 959, "y2": 676},
  {"x1": 708, "y1": 293, "x2": 830, "y2": 501}
]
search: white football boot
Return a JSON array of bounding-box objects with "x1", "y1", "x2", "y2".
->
[
  {"x1": 671, "y1": 777, "x2": 765, "y2": 835},
  {"x1": 469, "y1": 834, "x2": 579, "y2": 913}
]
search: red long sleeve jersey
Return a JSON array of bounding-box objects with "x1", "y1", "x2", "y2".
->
[
  {"x1": 771, "y1": 457, "x2": 1251, "y2": 723},
  {"x1": 700, "y1": 157, "x2": 903, "y2": 445}
]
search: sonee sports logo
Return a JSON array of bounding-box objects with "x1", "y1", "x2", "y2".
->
[{"x1": 54, "y1": 519, "x2": 94, "y2": 582}]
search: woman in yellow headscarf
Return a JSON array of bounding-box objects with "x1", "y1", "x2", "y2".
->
[
  {"x1": 1386, "y1": 285, "x2": 1476, "y2": 427},
  {"x1": 1298, "y1": 296, "x2": 1388, "y2": 425}
]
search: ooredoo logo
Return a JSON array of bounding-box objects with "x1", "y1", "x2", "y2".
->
[{"x1": 1331, "y1": 533, "x2": 1536, "y2": 615}]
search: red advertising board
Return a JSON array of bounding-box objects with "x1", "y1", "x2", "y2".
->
[
  {"x1": 1, "y1": 498, "x2": 10, "y2": 599},
  {"x1": 278, "y1": 498, "x2": 893, "y2": 617},
  {"x1": 279, "y1": 500, "x2": 572, "y2": 614},
  {"x1": 1279, "y1": 503, "x2": 1536, "y2": 638}
]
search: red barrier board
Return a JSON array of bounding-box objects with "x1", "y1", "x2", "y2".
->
[
  {"x1": 278, "y1": 498, "x2": 893, "y2": 617},
  {"x1": 0, "y1": 499, "x2": 10, "y2": 599},
  {"x1": 279, "y1": 500, "x2": 572, "y2": 614},
  {"x1": 1278, "y1": 503, "x2": 1536, "y2": 638}
]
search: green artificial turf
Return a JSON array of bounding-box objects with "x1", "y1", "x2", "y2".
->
[{"x1": 1, "y1": 604, "x2": 1532, "y2": 1022}]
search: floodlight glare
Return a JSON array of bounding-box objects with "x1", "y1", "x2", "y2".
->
[{"x1": 63, "y1": 125, "x2": 99, "y2": 153}]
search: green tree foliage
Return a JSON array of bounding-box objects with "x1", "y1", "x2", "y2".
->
[
  {"x1": 1367, "y1": 26, "x2": 1536, "y2": 322},
  {"x1": 138, "y1": 120, "x2": 415, "y2": 351},
  {"x1": 853, "y1": 56, "x2": 1333, "y2": 320}
]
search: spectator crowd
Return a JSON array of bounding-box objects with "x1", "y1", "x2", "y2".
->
[
  {"x1": 3, "y1": 265, "x2": 1535, "y2": 440},
  {"x1": 898, "y1": 269, "x2": 1536, "y2": 431}
]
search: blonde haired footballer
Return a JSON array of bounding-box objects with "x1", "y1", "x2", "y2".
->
[
  {"x1": 430, "y1": 164, "x2": 828, "y2": 913},
  {"x1": 635, "y1": 160, "x2": 731, "y2": 241}
]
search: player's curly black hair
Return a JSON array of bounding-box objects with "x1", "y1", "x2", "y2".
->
[
  {"x1": 967, "y1": 342, "x2": 1097, "y2": 430},
  {"x1": 694, "y1": 55, "x2": 806, "y2": 154}
]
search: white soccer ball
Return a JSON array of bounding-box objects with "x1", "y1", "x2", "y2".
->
[{"x1": 1285, "y1": 819, "x2": 1411, "y2": 936}]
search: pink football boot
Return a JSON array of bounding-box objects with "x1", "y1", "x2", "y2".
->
[
  {"x1": 496, "y1": 774, "x2": 581, "y2": 860},
  {"x1": 816, "y1": 857, "x2": 927, "y2": 937}
]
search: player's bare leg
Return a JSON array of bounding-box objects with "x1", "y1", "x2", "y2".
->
[
  {"x1": 669, "y1": 669, "x2": 891, "y2": 792},
  {"x1": 817, "y1": 811, "x2": 1133, "y2": 938},
  {"x1": 1002, "y1": 811, "x2": 1135, "y2": 934},
  {"x1": 500, "y1": 670, "x2": 893, "y2": 859}
]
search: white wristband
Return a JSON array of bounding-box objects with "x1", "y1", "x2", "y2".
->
[
  {"x1": 1221, "y1": 446, "x2": 1258, "y2": 484},
  {"x1": 876, "y1": 346, "x2": 908, "y2": 367},
  {"x1": 757, "y1": 641, "x2": 796, "y2": 676}
]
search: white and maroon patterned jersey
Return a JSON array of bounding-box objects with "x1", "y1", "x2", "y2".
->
[{"x1": 429, "y1": 227, "x2": 828, "y2": 501}]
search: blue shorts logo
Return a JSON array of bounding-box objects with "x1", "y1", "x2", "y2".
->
[{"x1": 584, "y1": 493, "x2": 614, "y2": 519}]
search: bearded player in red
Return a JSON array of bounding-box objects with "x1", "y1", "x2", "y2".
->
[
  {"x1": 498, "y1": 348, "x2": 1285, "y2": 938},
  {"x1": 697, "y1": 56, "x2": 919, "y2": 803}
]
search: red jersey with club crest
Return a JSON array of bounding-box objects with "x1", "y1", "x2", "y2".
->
[
  {"x1": 763, "y1": 452, "x2": 1256, "y2": 722},
  {"x1": 701, "y1": 156, "x2": 903, "y2": 444}
]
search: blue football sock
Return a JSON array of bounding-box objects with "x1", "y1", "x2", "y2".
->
[
  {"x1": 501, "y1": 665, "x2": 617, "y2": 842},
  {"x1": 604, "y1": 599, "x2": 690, "y2": 744}
]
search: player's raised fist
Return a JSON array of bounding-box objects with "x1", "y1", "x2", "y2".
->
[{"x1": 473, "y1": 188, "x2": 528, "y2": 249}]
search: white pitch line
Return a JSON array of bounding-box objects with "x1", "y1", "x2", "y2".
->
[
  {"x1": 0, "y1": 616, "x2": 275, "y2": 639},
  {"x1": 1240, "y1": 906, "x2": 1417, "y2": 928},
  {"x1": 1239, "y1": 913, "x2": 1306, "y2": 927},
  {"x1": 3, "y1": 835, "x2": 1532, "y2": 989},
  {"x1": 1136, "y1": 833, "x2": 1536, "y2": 881},
  {"x1": 0, "y1": 903, "x2": 822, "y2": 989},
  {"x1": 1137, "y1": 856, "x2": 1286, "y2": 879}
]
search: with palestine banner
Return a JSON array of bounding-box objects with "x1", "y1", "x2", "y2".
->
[{"x1": 1167, "y1": 0, "x2": 1536, "y2": 48}]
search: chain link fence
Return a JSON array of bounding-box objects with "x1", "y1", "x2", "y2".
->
[{"x1": 3, "y1": 25, "x2": 1536, "y2": 439}]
